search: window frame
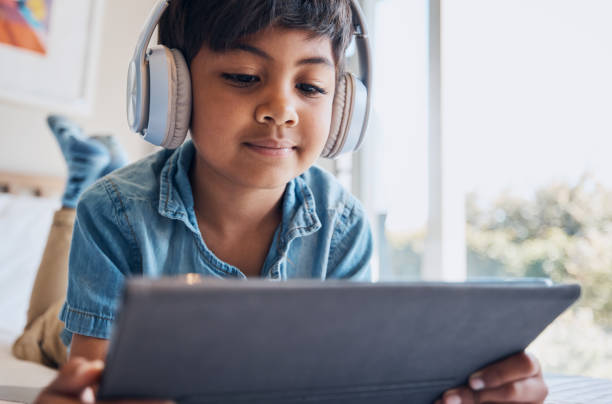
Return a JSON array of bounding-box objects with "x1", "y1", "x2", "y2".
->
[{"x1": 352, "y1": 0, "x2": 467, "y2": 281}]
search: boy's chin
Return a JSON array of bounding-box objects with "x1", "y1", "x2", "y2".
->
[
  {"x1": 236, "y1": 164, "x2": 307, "y2": 190},
  {"x1": 243, "y1": 173, "x2": 300, "y2": 191},
  {"x1": 238, "y1": 161, "x2": 311, "y2": 190}
]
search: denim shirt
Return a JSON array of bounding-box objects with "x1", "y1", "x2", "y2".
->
[{"x1": 60, "y1": 140, "x2": 373, "y2": 344}]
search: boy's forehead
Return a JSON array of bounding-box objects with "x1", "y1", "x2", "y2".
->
[{"x1": 224, "y1": 26, "x2": 334, "y2": 62}]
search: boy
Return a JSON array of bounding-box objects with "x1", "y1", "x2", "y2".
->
[{"x1": 38, "y1": 1, "x2": 548, "y2": 403}]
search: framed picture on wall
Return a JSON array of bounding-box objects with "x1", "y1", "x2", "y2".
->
[{"x1": 0, "y1": 0, "x2": 105, "y2": 115}]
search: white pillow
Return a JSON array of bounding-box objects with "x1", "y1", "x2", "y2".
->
[{"x1": 0, "y1": 194, "x2": 59, "y2": 342}]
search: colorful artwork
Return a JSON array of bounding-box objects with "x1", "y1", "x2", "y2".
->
[{"x1": 0, "y1": 0, "x2": 53, "y2": 54}]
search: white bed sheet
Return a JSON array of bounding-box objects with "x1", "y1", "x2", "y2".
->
[
  {"x1": 0, "y1": 194, "x2": 59, "y2": 391},
  {"x1": 0, "y1": 194, "x2": 59, "y2": 336},
  {"x1": 0, "y1": 330, "x2": 56, "y2": 388}
]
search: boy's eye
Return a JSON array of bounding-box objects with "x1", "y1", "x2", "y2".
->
[
  {"x1": 222, "y1": 73, "x2": 260, "y2": 87},
  {"x1": 296, "y1": 83, "x2": 327, "y2": 96}
]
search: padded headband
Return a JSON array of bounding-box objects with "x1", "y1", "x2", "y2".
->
[{"x1": 127, "y1": 0, "x2": 372, "y2": 154}]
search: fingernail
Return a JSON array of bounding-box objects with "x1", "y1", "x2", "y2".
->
[
  {"x1": 469, "y1": 372, "x2": 485, "y2": 390},
  {"x1": 445, "y1": 394, "x2": 461, "y2": 404},
  {"x1": 444, "y1": 390, "x2": 462, "y2": 404},
  {"x1": 77, "y1": 359, "x2": 104, "y2": 376},
  {"x1": 80, "y1": 387, "x2": 95, "y2": 404},
  {"x1": 90, "y1": 359, "x2": 105, "y2": 370}
]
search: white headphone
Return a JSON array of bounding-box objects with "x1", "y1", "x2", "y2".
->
[{"x1": 127, "y1": 0, "x2": 372, "y2": 159}]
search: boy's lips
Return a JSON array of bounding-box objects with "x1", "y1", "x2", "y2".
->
[{"x1": 243, "y1": 140, "x2": 297, "y2": 157}]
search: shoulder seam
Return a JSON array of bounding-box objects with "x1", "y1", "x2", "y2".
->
[{"x1": 104, "y1": 178, "x2": 143, "y2": 274}]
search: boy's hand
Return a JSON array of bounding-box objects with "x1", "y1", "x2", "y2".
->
[
  {"x1": 35, "y1": 357, "x2": 174, "y2": 404},
  {"x1": 435, "y1": 352, "x2": 548, "y2": 404}
]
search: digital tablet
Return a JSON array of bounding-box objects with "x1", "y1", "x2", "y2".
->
[{"x1": 97, "y1": 277, "x2": 580, "y2": 404}]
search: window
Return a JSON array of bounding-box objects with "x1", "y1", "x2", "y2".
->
[
  {"x1": 364, "y1": 0, "x2": 612, "y2": 378},
  {"x1": 359, "y1": 0, "x2": 429, "y2": 281}
]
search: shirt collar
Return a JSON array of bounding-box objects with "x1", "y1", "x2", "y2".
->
[
  {"x1": 158, "y1": 140, "x2": 322, "y2": 240},
  {"x1": 278, "y1": 175, "x2": 322, "y2": 247},
  {"x1": 158, "y1": 140, "x2": 199, "y2": 233}
]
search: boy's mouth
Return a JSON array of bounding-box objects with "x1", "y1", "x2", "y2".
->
[{"x1": 244, "y1": 140, "x2": 297, "y2": 157}]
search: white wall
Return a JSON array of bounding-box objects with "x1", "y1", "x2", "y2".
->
[{"x1": 0, "y1": 0, "x2": 157, "y2": 177}]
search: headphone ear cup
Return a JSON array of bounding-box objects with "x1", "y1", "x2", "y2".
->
[
  {"x1": 322, "y1": 72, "x2": 369, "y2": 159},
  {"x1": 162, "y1": 49, "x2": 192, "y2": 149},
  {"x1": 322, "y1": 73, "x2": 353, "y2": 159}
]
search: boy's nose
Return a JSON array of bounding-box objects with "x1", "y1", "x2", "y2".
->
[{"x1": 255, "y1": 99, "x2": 299, "y2": 128}]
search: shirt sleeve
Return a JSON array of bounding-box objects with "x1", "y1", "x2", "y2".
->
[
  {"x1": 326, "y1": 198, "x2": 374, "y2": 281},
  {"x1": 59, "y1": 179, "x2": 139, "y2": 345}
]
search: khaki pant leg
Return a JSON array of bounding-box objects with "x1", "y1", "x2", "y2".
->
[
  {"x1": 12, "y1": 208, "x2": 75, "y2": 368},
  {"x1": 12, "y1": 300, "x2": 67, "y2": 368},
  {"x1": 26, "y1": 208, "x2": 74, "y2": 325}
]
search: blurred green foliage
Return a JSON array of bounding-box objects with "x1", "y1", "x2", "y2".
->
[
  {"x1": 383, "y1": 179, "x2": 612, "y2": 377},
  {"x1": 466, "y1": 175, "x2": 612, "y2": 328}
]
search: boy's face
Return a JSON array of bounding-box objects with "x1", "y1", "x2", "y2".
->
[{"x1": 189, "y1": 26, "x2": 336, "y2": 191}]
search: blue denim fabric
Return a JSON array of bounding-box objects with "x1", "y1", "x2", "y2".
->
[{"x1": 60, "y1": 140, "x2": 373, "y2": 345}]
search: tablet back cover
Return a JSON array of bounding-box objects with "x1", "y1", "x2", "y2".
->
[{"x1": 98, "y1": 279, "x2": 580, "y2": 404}]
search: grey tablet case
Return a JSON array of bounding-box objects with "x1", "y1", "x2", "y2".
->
[{"x1": 97, "y1": 278, "x2": 580, "y2": 404}]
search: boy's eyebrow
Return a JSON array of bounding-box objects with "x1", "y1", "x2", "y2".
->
[
  {"x1": 233, "y1": 44, "x2": 271, "y2": 60},
  {"x1": 297, "y1": 56, "x2": 334, "y2": 68},
  {"x1": 231, "y1": 44, "x2": 334, "y2": 68}
]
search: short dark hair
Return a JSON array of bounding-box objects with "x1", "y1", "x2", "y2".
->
[{"x1": 158, "y1": 0, "x2": 354, "y2": 71}]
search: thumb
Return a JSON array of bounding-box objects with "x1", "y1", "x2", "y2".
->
[{"x1": 47, "y1": 357, "x2": 105, "y2": 396}]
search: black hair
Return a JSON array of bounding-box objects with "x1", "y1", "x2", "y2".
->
[{"x1": 158, "y1": 0, "x2": 354, "y2": 71}]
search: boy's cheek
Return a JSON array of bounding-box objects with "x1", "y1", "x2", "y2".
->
[{"x1": 308, "y1": 111, "x2": 334, "y2": 150}]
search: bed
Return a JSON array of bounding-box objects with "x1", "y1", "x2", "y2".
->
[{"x1": 0, "y1": 172, "x2": 61, "y2": 403}]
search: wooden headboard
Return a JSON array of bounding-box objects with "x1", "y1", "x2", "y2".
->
[{"x1": 0, "y1": 171, "x2": 64, "y2": 198}]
